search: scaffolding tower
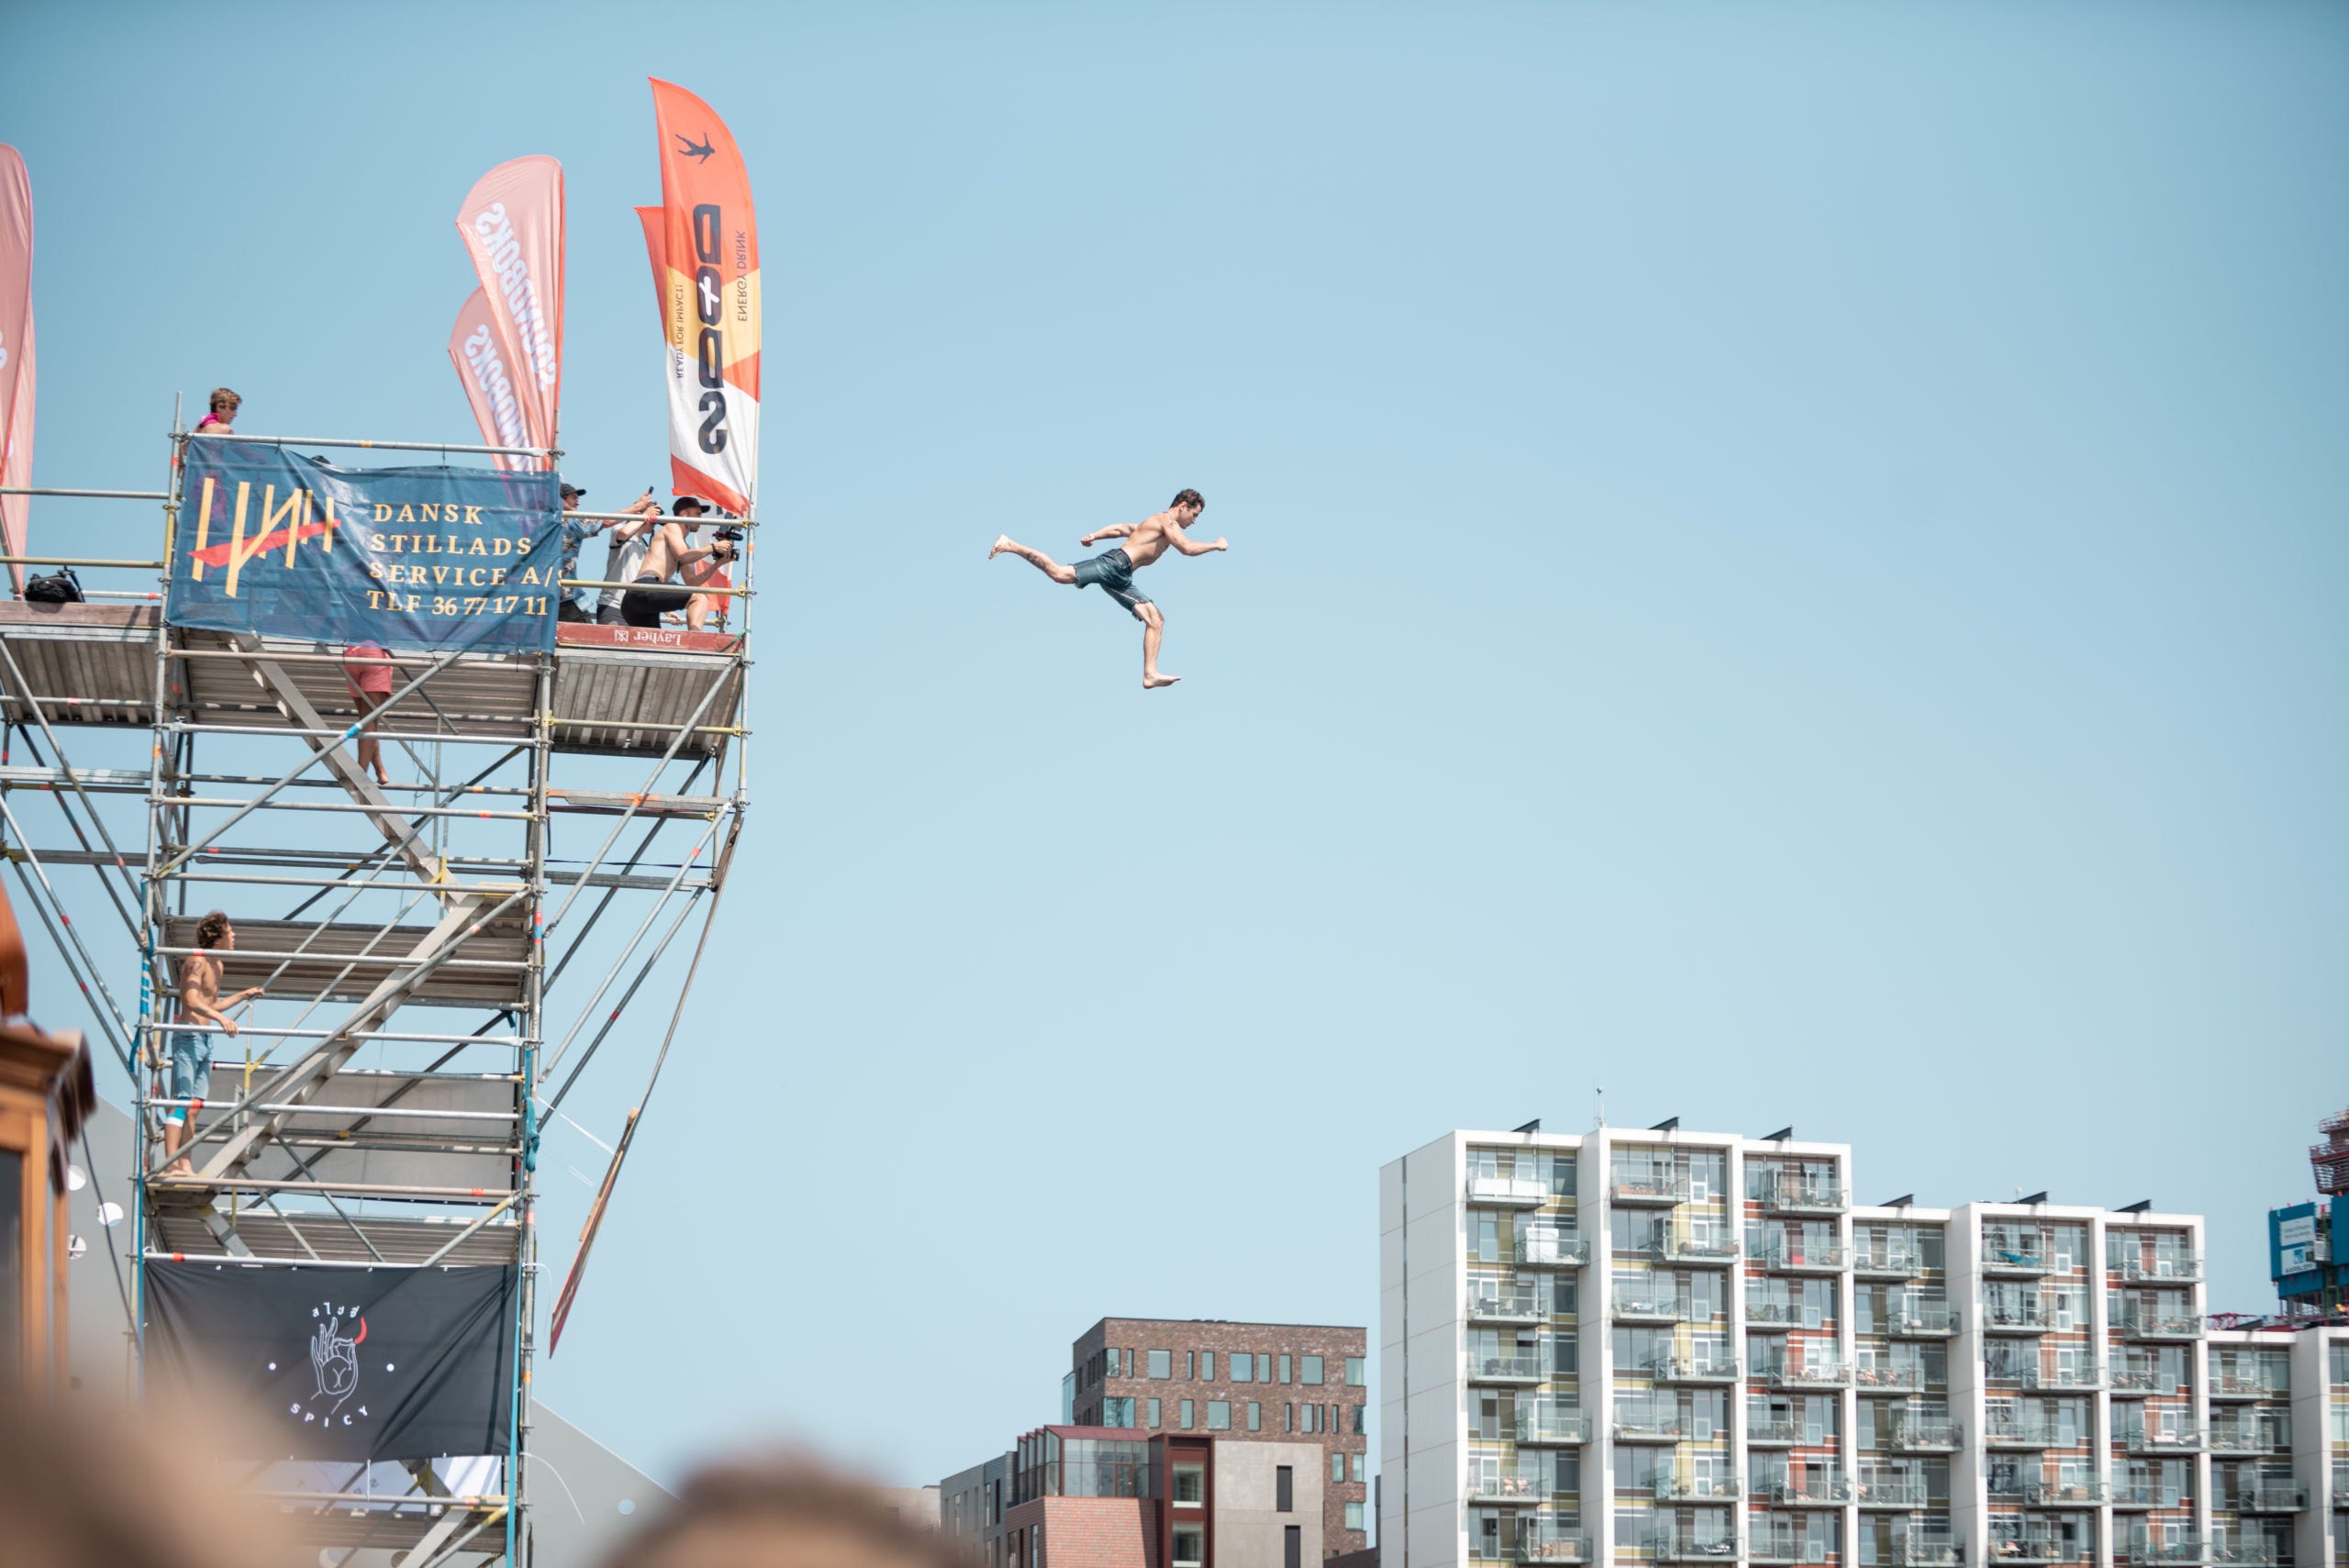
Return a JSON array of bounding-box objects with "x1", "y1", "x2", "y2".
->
[{"x1": 0, "y1": 416, "x2": 752, "y2": 1565}]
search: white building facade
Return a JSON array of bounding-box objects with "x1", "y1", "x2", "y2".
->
[{"x1": 1380, "y1": 1126, "x2": 2349, "y2": 1568}]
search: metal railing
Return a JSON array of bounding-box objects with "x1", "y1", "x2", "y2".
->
[
  {"x1": 1887, "y1": 1419, "x2": 1962, "y2": 1452},
  {"x1": 1517, "y1": 1223, "x2": 1589, "y2": 1266},
  {"x1": 1610, "y1": 1289, "x2": 1686, "y2": 1322},
  {"x1": 1764, "y1": 1242, "x2": 1851, "y2": 1273},
  {"x1": 1854, "y1": 1362, "x2": 1927, "y2": 1392},
  {"x1": 2121, "y1": 1424, "x2": 2206, "y2": 1454},
  {"x1": 2205, "y1": 1427, "x2": 2277, "y2": 1456},
  {"x1": 1656, "y1": 1476, "x2": 1743, "y2": 1502},
  {"x1": 2113, "y1": 1251, "x2": 2202, "y2": 1283},
  {"x1": 2029, "y1": 1482, "x2": 2110, "y2": 1506},
  {"x1": 2018, "y1": 1363, "x2": 2103, "y2": 1392},
  {"x1": 1516, "y1": 1405, "x2": 1592, "y2": 1445},
  {"x1": 1759, "y1": 1356, "x2": 1850, "y2": 1389},
  {"x1": 1612, "y1": 1416, "x2": 1687, "y2": 1442},
  {"x1": 1985, "y1": 1417, "x2": 2055, "y2": 1447},
  {"x1": 1469, "y1": 1173, "x2": 1552, "y2": 1206},
  {"x1": 2205, "y1": 1372, "x2": 2284, "y2": 1400},
  {"x1": 1646, "y1": 1355, "x2": 1740, "y2": 1384},
  {"x1": 2223, "y1": 1485, "x2": 2309, "y2": 1513},
  {"x1": 1761, "y1": 1180, "x2": 1849, "y2": 1215},
  {"x1": 1609, "y1": 1171, "x2": 1691, "y2": 1205},
  {"x1": 1651, "y1": 1530, "x2": 1742, "y2": 1563},
  {"x1": 1987, "y1": 1533, "x2": 2095, "y2": 1565},
  {"x1": 1657, "y1": 1232, "x2": 1741, "y2": 1265},
  {"x1": 1469, "y1": 1283, "x2": 1548, "y2": 1320},
  {"x1": 1766, "y1": 1476, "x2": 1854, "y2": 1505},
  {"x1": 2110, "y1": 1365, "x2": 2168, "y2": 1396},
  {"x1": 2119, "y1": 1307, "x2": 2205, "y2": 1340},
  {"x1": 1983, "y1": 1298, "x2": 2055, "y2": 1332},
  {"x1": 1467, "y1": 1351, "x2": 1546, "y2": 1382},
  {"x1": 1745, "y1": 1527, "x2": 1808, "y2": 1565},
  {"x1": 1983, "y1": 1230, "x2": 2054, "y2": 1273},
  {"x1": 1467, "y1": 1472, "x2": 1549, "y2": 1503},
  {"x1": 1889, "y1": 1540, "x2": 1964, "y2": 1567},
  {"x1": 1746, "y1": 1295, "x2": 1809, "y2": 1329},
  {"x1": 1516, "y1": 1531, "x2": 1589, "y2": 1565},
  {"x1": 1855, "y1": 1247, "x2": 1930, "y2": 1277},
  {"x1": 1859, "y1": 1476, "x2": 1933, "y2": 1507},
  {"x1": 1888, "y1": 1304, "x2": 1959, "y2": 1336},
  {"x1": 2110, "y1": 1484, "x2": 2180, "y2": 1509}
]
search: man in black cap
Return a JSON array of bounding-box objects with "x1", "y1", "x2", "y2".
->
[
  {"x1": 557, "y1": 483, "x2": 598, "y2": 622},
  {"x1": 619, "y1": 495, "x2": 736, "y2": 629}
]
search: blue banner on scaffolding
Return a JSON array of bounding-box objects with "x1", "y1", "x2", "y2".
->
[{"x1": 170, "y1": 443, "x2": 562, "y2": 653}]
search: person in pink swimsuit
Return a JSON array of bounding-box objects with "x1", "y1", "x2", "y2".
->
[{"x1": 341, "y1": 640, "x2": 395, "y2": 787}]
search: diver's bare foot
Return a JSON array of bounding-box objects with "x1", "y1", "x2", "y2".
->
[
  {"x1": 989, "y1": 535, "x2": 1013, "y2": 559},
  {"x1": 1144, "y1": 673, "x2": 1182, "y2": 689},
  {"x1": 162, "y1": 1159, "x2": 192, "y2": 1179}
]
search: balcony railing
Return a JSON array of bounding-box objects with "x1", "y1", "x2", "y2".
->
[
  {"x1": 1466, "y1": 1473, "x2": 1548, "y2": 1504},
  {"x1": 1746, "y1": 1529, "x2": 1809, "y2": 1565},
  {"x1": 2110, "y1": 1365, "x2": 2168, "y2": 1396},
  {"x1": 1468, "y1": 1173, "x2": 1552, "y2": 1207},
  {"x1": 1469, "y1": 1284, "x2": 1549, "y2": 1322},
  {"x1": 1746, "y1": 1297, "x2": 1809, "y2": 1329},
  {"x1": 2121, "y1": 1425, "x2": 2207, "y2": 1455},
  {"x1": 1745, "y1": 1416, "x2": 1802, "y2": 1446},
  {"x1": 2119, "y1": 1307, "x2": 2205, "y2": 1341},
  {"x1": 1655, "y1": 1476, "x2": 1742, "y2": 1503},
  {"x1": 2110, "y1": 1485, "x2": 2181, "y2": 1510},
  {"x1": 1855, "y1": 1248, "x2": 1930, "y2": 1279},
  {"x1": 2018, "y1": 1364, "x2": 2103, "y2": 1392},
  {"x1": 2205, "y1": 1373, "x2": 2284, "y2": 1401},
  {"x1": 1989, "y1": 1535, "x2": 2094, "y2": 1565},
  {"x1": 2205, "y1": 1428, "x2": 2277, "y2": 1456},
  {"x1": 1887, "y1": 1420, "x2": 1962, "y2": 1453},
  {"x1": 1516, "y1": 1532, "x2": 1589, "y2": 1565},
  {"x1": 1646, "y1": 1355, "x2": 1740, "y2": 1385},
  {"x1": 2224, "y1": 1485, "x2": 2309, "y2": 1513},
  {"x1": 1609, "y1": 1172, "x2": 1691, "y2": 1207},
  {"x1": 1985, "y1": 1418, "x2": 2055, "y2": 1449},
  {"x1": 2114, "y1": 1251, "x2": 2202, "y2": 1283},
  {"x1": 1612, "y1": 1416, "x2": 1687, "y2": 1443},
  {"x1": 1760, "y1": 1357, "x2": 1850, "y2": 1390},
  {"x1": 2199, "y1": 1545, "x2": 2281, "y2": 1568},
  {"x1": 1610, "y1": 1291, "x2": 1685, "y2": 1324},
  {"x1": 1889, "y1": 1540, "x2": 1964, "y2": 1567},
  {"x1": 1466, "y1": 1351, "x2": 1546, "y2": 1385},
  {"x1": 1651, "y1": 1532, "x2": 1741, "y2": 1563},
  {"x1": 1516, "y1": 1224, "x2": 1590, "y2": 1268},
  {"x1": 1762, "y1": 1180, "x2": 1850, "y2": 1216},
  {"x1": 1983, "y1": 1231, "x2": 2054, "y2": 1274},
  {"x1": 1657, "y1": 1233, "x2": 1742, "y2": 1266},
  {"x1": 1858, "y1": 1476, "x2": 1933, "y2": 1508},
  {"x1": 1515, "y1": 1406, "x2": 1592, "y2": 1445},
  {"x1": 1982, "y1": 1299, "x2": 2055, "y2": 1334},
  {"x1": 1766, "y1": 1477, "x2": 1854, "y2": 1506},
  {"x1": 1889, "y1": 1306, "x2": 1960, "y2": 1337},
  {"x1": 2029, "y1": 1483, "x2": 2110, "y2": 1507},
  {"x1": 1764, "y1": 1242, "x2": 1852, "y2": 1273},
  {"x1": 1854, "y1": 1363, "x2": 1927, "y2": 1393}
]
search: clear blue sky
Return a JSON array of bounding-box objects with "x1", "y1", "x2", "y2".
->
[{"x1": 10, "y1": 0, "x2": 2346, "y2": 1493}]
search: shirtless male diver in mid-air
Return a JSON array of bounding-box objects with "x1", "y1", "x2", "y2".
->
[{"x1": 989, "y1": 488, "x2": 1227, "y2": 688}]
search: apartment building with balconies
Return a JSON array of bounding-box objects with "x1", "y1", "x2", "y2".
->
[{"x1": 1380, "y1": 1124, "x2": 2349, "y2": 1568}]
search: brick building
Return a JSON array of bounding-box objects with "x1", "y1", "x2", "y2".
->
[
  {"x1": 946, "y1": 1426, "x2": 1329, "y2": 1568},
  {"x1": 1063, "y1": 1318, "x2": 1371, "y2": 1558}
]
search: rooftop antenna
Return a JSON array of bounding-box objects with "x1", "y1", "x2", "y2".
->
[{"x1": 1595, "y1": 1087, "x2": 1605, "y2": 1129}]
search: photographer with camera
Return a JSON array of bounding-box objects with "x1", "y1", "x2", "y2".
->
[
  {"x1": 688, "y1": 521, "x2": 743, "y2": 632},
  {"x1": 618, "y1": 495, "x2": 739, "y2": 630}
]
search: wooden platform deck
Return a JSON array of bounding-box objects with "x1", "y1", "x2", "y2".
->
[
  {"x1": 0, "y1": 604, "x2": 744, "y2": 757},
  {"x1": 148, "y1": 1205, "x2": 521, "y2": 1265},
  {"x1": 158, "y1": 911, "x2": 532, "y2": 1009}
]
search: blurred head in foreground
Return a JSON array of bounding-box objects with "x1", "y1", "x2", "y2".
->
[
  {"x1": 599, "y1": 1453, "x2": 963, "y2": 1568},
  {"x1": 0, "y1": 1396, "x2": 285, "y2": 1568}
]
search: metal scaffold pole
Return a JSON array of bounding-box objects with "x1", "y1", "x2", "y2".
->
[{"x1": 0, "y1": 420, "x2": 752, "y2": 1566}]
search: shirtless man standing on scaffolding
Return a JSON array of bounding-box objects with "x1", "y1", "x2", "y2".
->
[
  {"x1": 989, "y1": 489, "x2": 1226, "y2": 689},
  {"x1": 160, "y1": 910, "x2": 263, "y2": 1177}
]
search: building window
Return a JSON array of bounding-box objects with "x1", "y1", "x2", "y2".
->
[
  {"x1": 1279, "y1": 1354, "x2": 1293, "y2": 1384},
  {"x1": 1351, "y1": 1407, "x2": 1366, "y2": 1435},
  {"x1": 1174, "y1": 1463, "x2": 1206, "y2": 1507},
  {"x1": 1232, "y1": 1352, "x2": 1254, "y2": 1383},
  {"x1": 1286, "y1": 1526, "x2": 1303, "y2": 1568},
  {"x1": 1277, "y1": 1465, "x2": 1294, "y2": 1512},
  {"x1": 1351, "y1": 1453, "x2": 1364, "y2": 1483},
  {"x1": 1174, "y1": 1528, "x2": 1206, "y2": 1568},
  {"x1": 1150, "y1": 1351, "x2": 1173, "y2": 1380},
  {"x1": 1187, "y1": 1351, "x2": 1197, "y2": 1380},
  {"x1": 1105, "y1": 1396, "x2": 1135, "y2": 1426},
  {"x1": 1249, "y1": 1402, "x2": 1262, "y2": 1431},
  {"x1": 1344, "y1": 1504, "x2": 1365, "y2": 1532},
  {"x1": 1301, "y1": 1355, "x2": 1325, "y2": 1385},
  {"x1": 1201, "y1": 1351, "x2": 1216, "y2": 1382},
  {"x1": 1301, "y1": 1404, "x2": 1320, "y2": 1434},
  {"x1": 1330, "y1": 1451, "x2": 1345, "y2": 1483},
  {"x1": 1345, "y1": 1357, "x2": 1366, "y2": 1386},
  {"x1": 1179, "y1": 1400, "x2": 1194, "y2": 1429},
  {"x1": 1285, "y1": 1403, "x2": 1295, "y2": 1431},
  {"x1": 1208, "y1": 1401, "x2": 1231, "y2": 1430},
  {"x1": 1148, "y1": 1399, "x2": 1162, "y2": 1429},
  {"x1": 1106, "y1": 1348, "x2": 1122, "y2": 1377}
]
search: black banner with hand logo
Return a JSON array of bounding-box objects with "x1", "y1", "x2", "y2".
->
[{"x1": 147, "y1": 1262, "x2": 517, "y2": 1461}]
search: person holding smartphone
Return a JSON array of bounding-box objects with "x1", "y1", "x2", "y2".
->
[{"x1": 596, "y1": 487, "x2": 667, "y2": 626}]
